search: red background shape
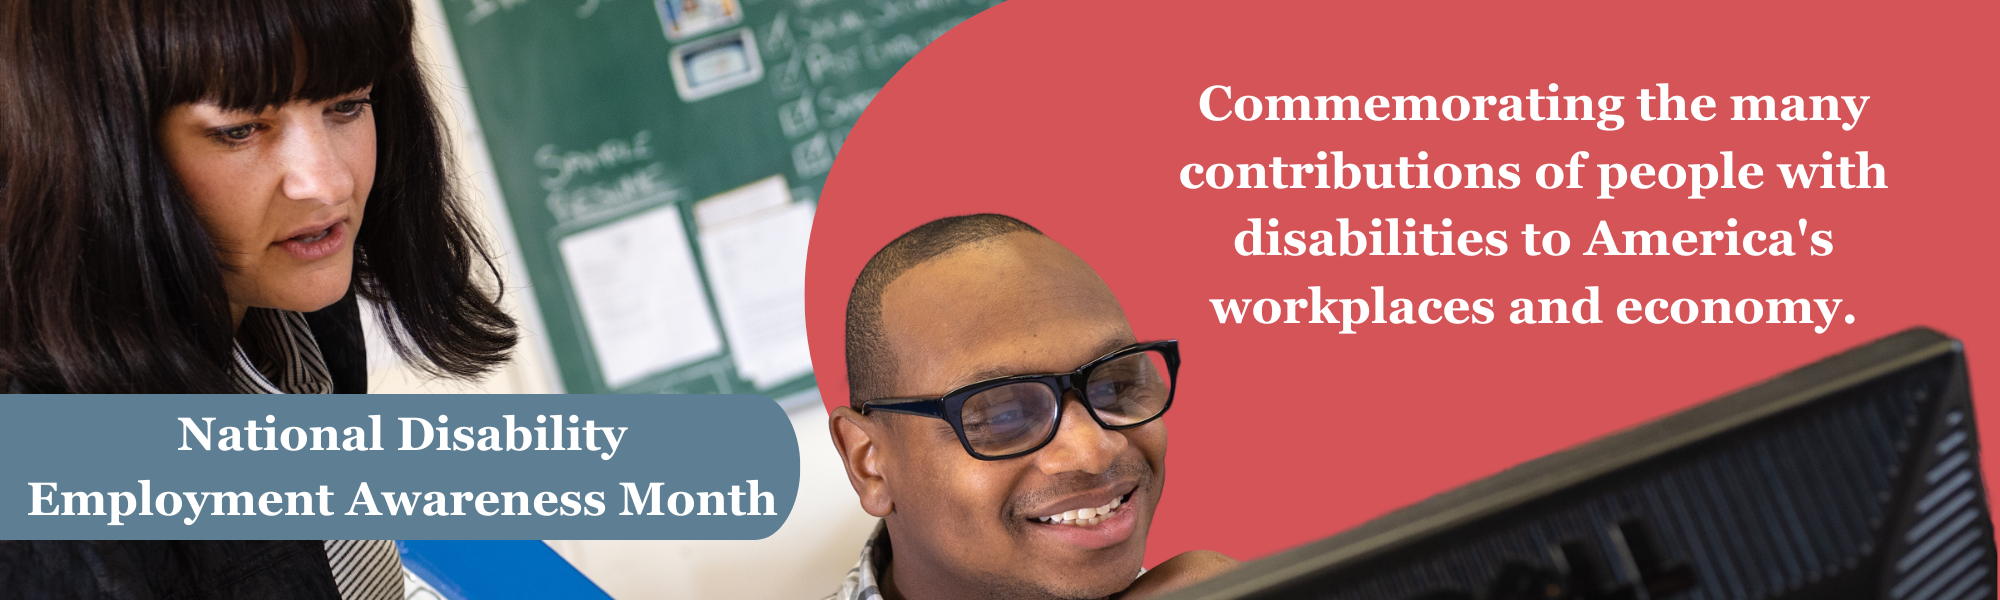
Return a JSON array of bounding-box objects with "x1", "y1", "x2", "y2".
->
[{"x1": 805, "y1": 0, "x2": 2000, "y2": 566}]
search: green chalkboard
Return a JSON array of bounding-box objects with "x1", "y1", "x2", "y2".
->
[{"x1": 441, "y1": 0, "x2": 1001, "y2": 393}]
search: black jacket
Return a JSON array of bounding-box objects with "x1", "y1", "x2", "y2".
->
[
  {"x1": 0, "y1": 541, "x2": 345, "y2": 600},
  {"x1": 3, "y1": 292, "x2": 368, "y2": 394},
  {"x1": 0, "y1": 294, "x2": 369, "y2": 599}
]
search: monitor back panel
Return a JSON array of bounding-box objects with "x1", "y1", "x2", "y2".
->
[{"x1": 1171, "y1": 329, "x2": 1994, "y2": 600}]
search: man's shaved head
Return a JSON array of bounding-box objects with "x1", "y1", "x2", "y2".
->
[{"x1": 845, "y1": 214, "x2": 1044, "y2": 407}]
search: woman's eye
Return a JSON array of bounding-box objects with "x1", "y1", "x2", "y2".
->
[
  {"x1": 332, "y1": 98, "x2": 372, "y2": 116},
  {"x1": 210, "y1": 124, "x2": 258, "y2": 144}
]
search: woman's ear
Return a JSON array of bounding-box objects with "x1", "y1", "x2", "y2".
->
[{"x1": 829, "y1": 406, "x2": 894, "y2": 517}]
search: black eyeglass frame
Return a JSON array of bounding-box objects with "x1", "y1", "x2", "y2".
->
[{"x1": 859, "y1": 340, "x2": 1180, "y2": 461}]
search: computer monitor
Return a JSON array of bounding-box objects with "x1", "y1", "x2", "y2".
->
[{"x1": 1166, "y1": 327, "x2": 1994, "y2": 600}]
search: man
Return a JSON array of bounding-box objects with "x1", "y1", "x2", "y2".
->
[{"x1": 828, "y1": 214, "x2": 1235, "y2": 600}]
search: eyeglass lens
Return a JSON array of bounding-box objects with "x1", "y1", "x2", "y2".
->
[{"x1": 959, "y1": 349, "x2": 1173, "y2": 457}]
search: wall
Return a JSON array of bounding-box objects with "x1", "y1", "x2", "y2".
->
[{"x1": 375, "y1": 1, "x2": 879, "y2": 597}]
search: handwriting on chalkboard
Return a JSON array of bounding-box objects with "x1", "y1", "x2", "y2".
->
[
  {"x1": 537, "y1": 132, "x2": 680, "y2": 225},
  {"x1": 536, "y1": 131, "x2": 654, "y2": 191},
  {"x1": 870, "y1": 0, "x2": 974, "y2": 29},
  {"x1": 819, "y1": 88, "x2": 877, "y2": 126},
  {"x1": 761, "y1": 0, "x2": 992, "y2": 183},
  {"x1": 791, "y1": 133, "x2": 835, "y2": 178},
  {"x1": 547, "y1": 163, "x2": 681, "y2": 225},
  {"x1": 799, "y1": 10, "x2": 869, "y2": 42},
  {"x1": 462, "y1": 0, "x2": 526, "y2": 24},
  {"x1": 462, "y1": 0, "x2": 607, "y2": 25},
  {"x1": 802, "y1": 43, "x2": 863, "y2": 84},
  {"x1": 767, "y1": 23, "x2": 953, "y2": 95},
  {"x1": 762, "y1": 0, "x2": 988, "y2": 61}
]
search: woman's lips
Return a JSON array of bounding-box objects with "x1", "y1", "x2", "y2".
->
[{"x1": 277, "y1": 221, "x2": 347, "y2": 261}]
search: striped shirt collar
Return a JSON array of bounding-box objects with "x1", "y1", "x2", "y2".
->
[
  {"x1": 228, "y1": 308, "x2": 333, "y2": 394},
  {"x1": 235, "y1": 312, "x2": 393, "y2": 599}
]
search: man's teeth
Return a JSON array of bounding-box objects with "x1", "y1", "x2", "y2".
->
[
  {"x1": 1034, "y1": 496, "x2": 1122, "y2": 527},
  {"x1": 294, "y1": 227, "x2": 329, "y2": 243}
]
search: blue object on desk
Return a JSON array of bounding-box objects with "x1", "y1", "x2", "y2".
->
[{"x1": 399, "y1": 540, "x2": 615, "y2": 600}]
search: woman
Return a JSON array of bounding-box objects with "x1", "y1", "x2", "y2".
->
[
  {"x1": 0, "y1": 0, "x2": 515, "y2": 394},
  {"x1": 0, "y1": 0, "x2": 514, "y2": 598}
]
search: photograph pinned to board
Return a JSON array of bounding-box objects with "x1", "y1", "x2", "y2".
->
[
  {"x1": 656, "y1": 0, "x2": 741, "y2": 41},
  {"x1": 694, "y1": 176, "x2": 816, "y2": 389},
  {"x1": 557, "y1": 201, "x2": 724, "y2": 389},
  {"x1": 668, "y1": 28, "x2": 763, "y2": 102}
]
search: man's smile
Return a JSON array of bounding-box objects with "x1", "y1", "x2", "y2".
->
[
  {"x1": 1025, "y1": 489, "x2": 1143, "y2": 550},
  {"x1": 1029, "y1": 488, "x2": 1135, "y2": 526},
  {"x1": 1017, "y1": 476, "x2": 1148, "y2": 551}
]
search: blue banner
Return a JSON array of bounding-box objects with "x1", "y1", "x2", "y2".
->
[{"x1": 1, "y1": 394, "x2": 798, "y2": 540}]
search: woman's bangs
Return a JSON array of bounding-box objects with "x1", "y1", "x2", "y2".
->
[{"x1": 148, "y1": 0, "x2": 409, "y2": 112}]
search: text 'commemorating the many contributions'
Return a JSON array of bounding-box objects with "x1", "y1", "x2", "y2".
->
[{"x1": 1182, "y1": 83, "x2": 1890, "y2": 337}]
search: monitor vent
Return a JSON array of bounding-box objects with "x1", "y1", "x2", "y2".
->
[
  {"x1": 1886, "y1": 409, "x2": 1992, "y2": 600},
  {"x1": 1292, "y1": 361, "x2": 1946, "y2": 600}
]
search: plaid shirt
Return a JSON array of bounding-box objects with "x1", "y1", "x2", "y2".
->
[
  {"x1": 826, "y1": 522, "x2": 890, "y2": 600},
  {"x1": 825, "y1": 521, "x2": 1146, "y2": 600}
]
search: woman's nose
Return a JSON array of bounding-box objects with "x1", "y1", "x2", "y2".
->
[{"x1": 279, "y1": 121, "x2": 357, "y2": 206}]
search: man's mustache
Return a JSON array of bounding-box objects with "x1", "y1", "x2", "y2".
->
[{"x1": 1007, "y1": 456, "x2": 1153, "y2": 520}]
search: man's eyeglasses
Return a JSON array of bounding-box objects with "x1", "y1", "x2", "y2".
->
[{"x1": 859, "y1": 341, "x2": 1179, "y2": 461}]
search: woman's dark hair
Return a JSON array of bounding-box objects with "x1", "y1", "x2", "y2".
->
[{"x1": 0, "y1": 0, "x2": 516, "y2": 392}]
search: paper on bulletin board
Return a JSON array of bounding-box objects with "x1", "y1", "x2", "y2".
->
[
  {"x1": 559, "y1": 203, "x2": 724, "y2": 389},
  {"x1": 695, "y1": 176, "x2": 815, "y2": 389}
]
